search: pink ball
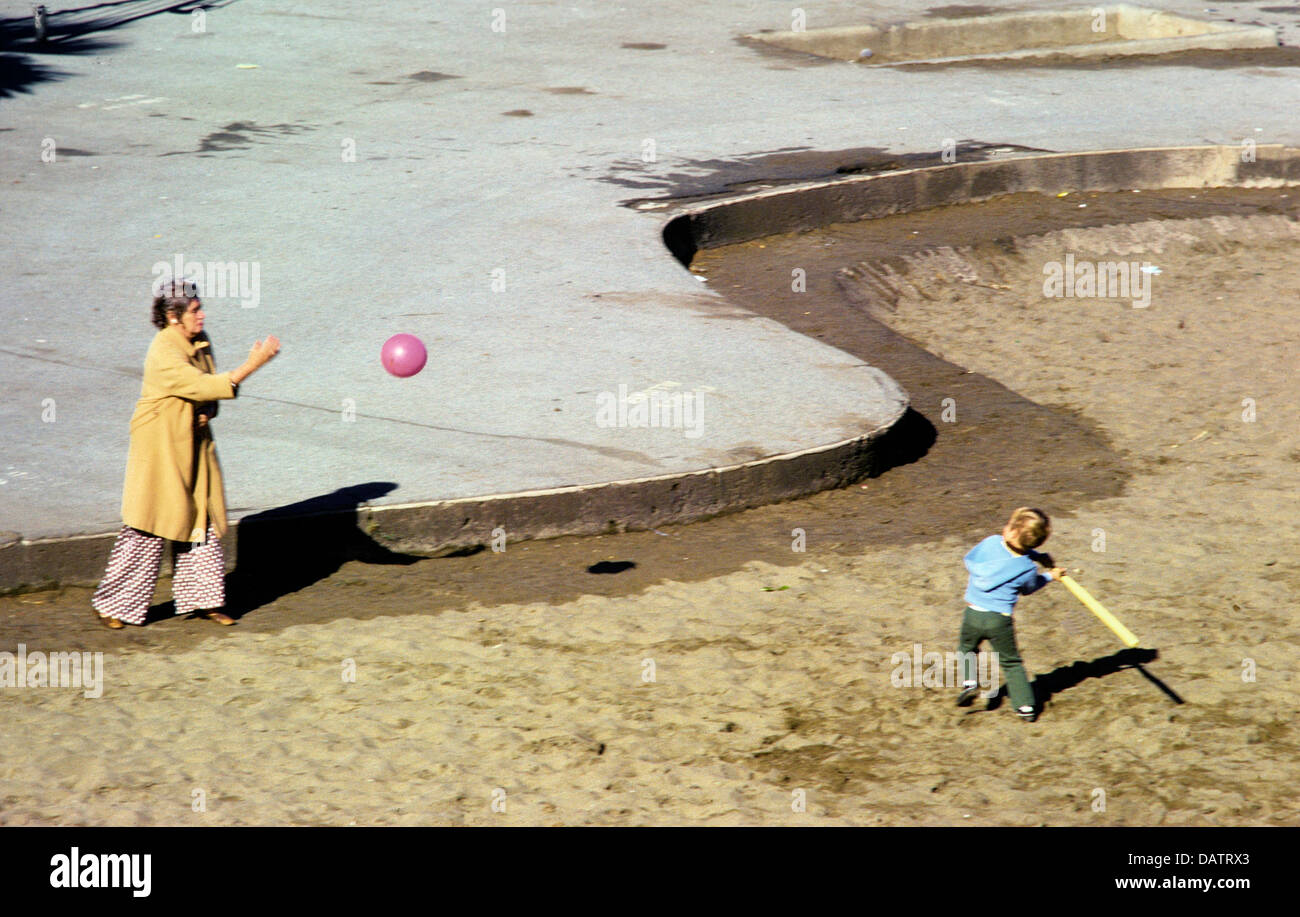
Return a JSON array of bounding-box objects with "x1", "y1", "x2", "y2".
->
[{"x1": 381, "y1": 333, "x2": 427, "y2": 378}]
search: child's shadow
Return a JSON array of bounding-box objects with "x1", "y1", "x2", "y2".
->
[{"x1": 982, "y1": 647, "x2": 1184, "y2": 710}]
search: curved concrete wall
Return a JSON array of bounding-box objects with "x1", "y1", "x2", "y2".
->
[{"x1": 664, "y1": 145, "x2": 1300, "y2": 265}]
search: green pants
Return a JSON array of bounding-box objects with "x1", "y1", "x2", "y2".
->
[{"x1": 958, "y1": 606, "x2": 1035, "y2": 711}]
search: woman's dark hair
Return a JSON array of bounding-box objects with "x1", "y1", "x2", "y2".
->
[{"x1": 151, "y1": 278, "x2": 201, "y2": 329}]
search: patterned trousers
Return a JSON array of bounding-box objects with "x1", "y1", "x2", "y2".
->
[{"x1": 92, "y1": 524, "x2": 226, "y2": 625}]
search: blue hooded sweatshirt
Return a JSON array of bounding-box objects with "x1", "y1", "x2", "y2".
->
[{"x1": 963, "y1": 535, "x2": 1052, "y2": 615}]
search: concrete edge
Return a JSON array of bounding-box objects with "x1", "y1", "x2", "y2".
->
[
  {"x1": 359, "y1": 406, "x2": 911, "y2": 554},
  {"x1": 858, "y1": 31, "x2": 1279, "y2": 67},
  {"x1": 662, "y1": 144, "x2": 1300, "y2": 260},
  {"x1": 746, "y1": 5, "x2": 1276, "y2": 64}
]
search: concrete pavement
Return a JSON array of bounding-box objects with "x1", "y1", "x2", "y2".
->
[{"x1": 2, "y1": 0, "x2": 1299, "y2": 588}]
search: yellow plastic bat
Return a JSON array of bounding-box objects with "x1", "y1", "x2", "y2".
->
[{"x1": 1059, "y1": 575, "x2": 1141, "y2": 648}]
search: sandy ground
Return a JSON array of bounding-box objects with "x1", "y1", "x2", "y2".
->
[{"x1": 2, "y1": 189, "x2": 1297, "y2": 825}]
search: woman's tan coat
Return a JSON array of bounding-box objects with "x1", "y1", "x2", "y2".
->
[{"x1": 120, "y1": 325, "x2": 237, "y2": 542}]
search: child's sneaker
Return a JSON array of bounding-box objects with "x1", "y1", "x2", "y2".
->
[
  {"x1": 955, "y1": 683, "x2": 981, "y2": 707},
  {"x1": 1017, "y1": 705, "x2": 1038, "y2": 722}
]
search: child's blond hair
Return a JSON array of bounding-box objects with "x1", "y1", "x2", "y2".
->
[{"x1": 1007, "y1": 507, "x2": 1051, "y2": 549}]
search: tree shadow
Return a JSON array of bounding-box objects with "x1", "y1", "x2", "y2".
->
[
  {"x1": 0, "y1": 33, "x2": 119, "y2": 97},
  {"x1": 0, "y1": 1, "x2": 238, "y2": 97}
]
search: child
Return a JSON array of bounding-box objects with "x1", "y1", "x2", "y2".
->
[{"x1": 956, "y1": 507, "x2": 1065, "y2": 722}]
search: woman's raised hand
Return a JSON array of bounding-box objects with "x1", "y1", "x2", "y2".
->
[
  {"x1": 248, "y1": 335, "x2": 281, "y2": 368},
  {"x1": 232, "y1": 335, "x2": 281, "y2": 385}
]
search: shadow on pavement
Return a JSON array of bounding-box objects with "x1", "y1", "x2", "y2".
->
[{"x1": 1, "y1": 1, "x2": 239, "y2": 97}]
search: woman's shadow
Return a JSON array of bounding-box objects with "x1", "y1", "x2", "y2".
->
[
  {"x1": 224, "y1": 481, "x2": 429, "y2": 619},
  {"x1": 147, "y1": 482, "x2": 425, "y2": 622}
]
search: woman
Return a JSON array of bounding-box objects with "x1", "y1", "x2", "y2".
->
[{"x1": 91, "y1": 279, "x2": 280, "y2": 628}]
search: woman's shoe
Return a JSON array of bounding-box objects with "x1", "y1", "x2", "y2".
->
[
  {"x1": 193, "y1": 610, "x2": 236, "y2": 626},
  {"x1": 93, "y1": 608, "x2": 125, "y2": 630}
]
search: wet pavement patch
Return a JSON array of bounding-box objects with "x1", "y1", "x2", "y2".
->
[
  {"x1": 924, "y1": 4, "x2": 1003, "y2": 17},
  {"x1": 408, "y1": 71, "x2": 460, "y2": 82},
  {"x1": 160, "y1": 121, "x2": 315, "y2": 157}
]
